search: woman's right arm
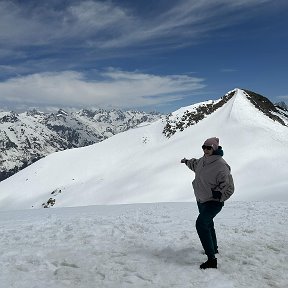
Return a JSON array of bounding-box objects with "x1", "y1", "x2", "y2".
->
[{"x1": 181, "y1": 158, "x2": 199, "y2": 172}]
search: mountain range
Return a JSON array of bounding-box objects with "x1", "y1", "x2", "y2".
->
[
  {"x1": 0, "y1": 88, "x2": 287, "y2": 210},
  {"x1": 0, "y1": 108, "x2": 162, "y2": 181}
]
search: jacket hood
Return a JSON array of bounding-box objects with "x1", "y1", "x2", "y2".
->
[{"x1": 213, "y1": 146, "x2": 224, "y2": 156}]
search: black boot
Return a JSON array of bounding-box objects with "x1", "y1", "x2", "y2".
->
[{"x1": 200, "y1": 258, "x2": 217, "y2": 269}]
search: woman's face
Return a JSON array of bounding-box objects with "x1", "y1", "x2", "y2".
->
[{"x1": 202, "y1": 145, "x2": 214, "y2": 156}]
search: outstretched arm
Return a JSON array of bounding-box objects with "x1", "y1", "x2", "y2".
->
[{"x1": 181, "y1": 158, "x2": 199, "y2": 172}]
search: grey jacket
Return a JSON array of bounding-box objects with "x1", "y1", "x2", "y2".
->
[{"x1": 186, "y1": 155, "x2": 234, "y2": 203}]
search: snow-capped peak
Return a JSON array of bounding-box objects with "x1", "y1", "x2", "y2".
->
[{"x1": 0, "y1": 88, "x2": 287, "y2": 210}]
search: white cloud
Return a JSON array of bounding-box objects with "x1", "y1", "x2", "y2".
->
[
  {"x1": 0, "y1": 0, "x2": 275, "y2": 50},
  {"x1": 0, "y1": 1, "x2": 132, "y2": 47},
  {"x1": 0, "y1": 70, "x2": 205, "y2": 109}
]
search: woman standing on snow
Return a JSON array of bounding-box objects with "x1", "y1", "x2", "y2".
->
[{"x1": 181, "y1": 137, "x2": 234, "y2": 269}]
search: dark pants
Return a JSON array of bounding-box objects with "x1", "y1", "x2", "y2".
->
[{"x1": 196, "y1": 201, "x2": 224, "y2": 259}]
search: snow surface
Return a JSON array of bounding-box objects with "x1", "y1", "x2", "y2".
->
[
  {"x1": 0, "y1": 202, "x2": 287, "y2": 288},
  {"x1": 0, "y1": 88, "x2": 287, "y2": 210}
]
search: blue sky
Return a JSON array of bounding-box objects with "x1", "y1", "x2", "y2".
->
[{"x1": 0, "y1": 0, "x2": 287, "y2": 113}]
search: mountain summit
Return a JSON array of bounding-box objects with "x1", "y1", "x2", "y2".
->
[{"x1": 0, "y1": 88, "x2": 287, "y2": 210}]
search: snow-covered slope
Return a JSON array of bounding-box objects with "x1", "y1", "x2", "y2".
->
[
  {"x1": 0, "y1": 88, "x2": 287, "y2": 210},
  {"x1": 0, "y1": 108, "x2": 162, "y2": 181},
  {"x1": 1, "y1": 202, "x2": 287, "y2": 287}
]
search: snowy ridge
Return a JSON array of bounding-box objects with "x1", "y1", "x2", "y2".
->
[
  {"x1": 224, "y1": 89, "x2": 278, "y2": 126},
  {"x1": 0, "y1": 88, "x2": 287, "y2": 210},
  {"x1": 162, "y1": 90, "x2": 235, "y2": 137}
]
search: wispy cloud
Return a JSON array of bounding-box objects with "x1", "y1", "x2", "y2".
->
[
  {"x1": 0, "y1": 0, "x2": 283, "y2": 110},
  {"x1": 0, "y1": 0, "x2": 277, "y2": 83},
  {"x1": 220, "y1": 69, "x2": 238, "y2": 73},
  {"x1": 0, "y1": 0, "x2": 274, "y2": 52},
  {"x1": 0, "y1": 69, "x2": 205, "y2": 109}
]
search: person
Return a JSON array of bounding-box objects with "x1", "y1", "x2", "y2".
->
[{"x1": 181, "y1": 137, "x2": 234, "y2": 269}]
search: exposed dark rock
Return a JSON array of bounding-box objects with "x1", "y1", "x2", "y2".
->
[
  {"x1": 163, "y1": 90, "x2": 236, "y2": 137},
  {"x1": 242, "y1": 89, "x2": 286, "y2": 126}
]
